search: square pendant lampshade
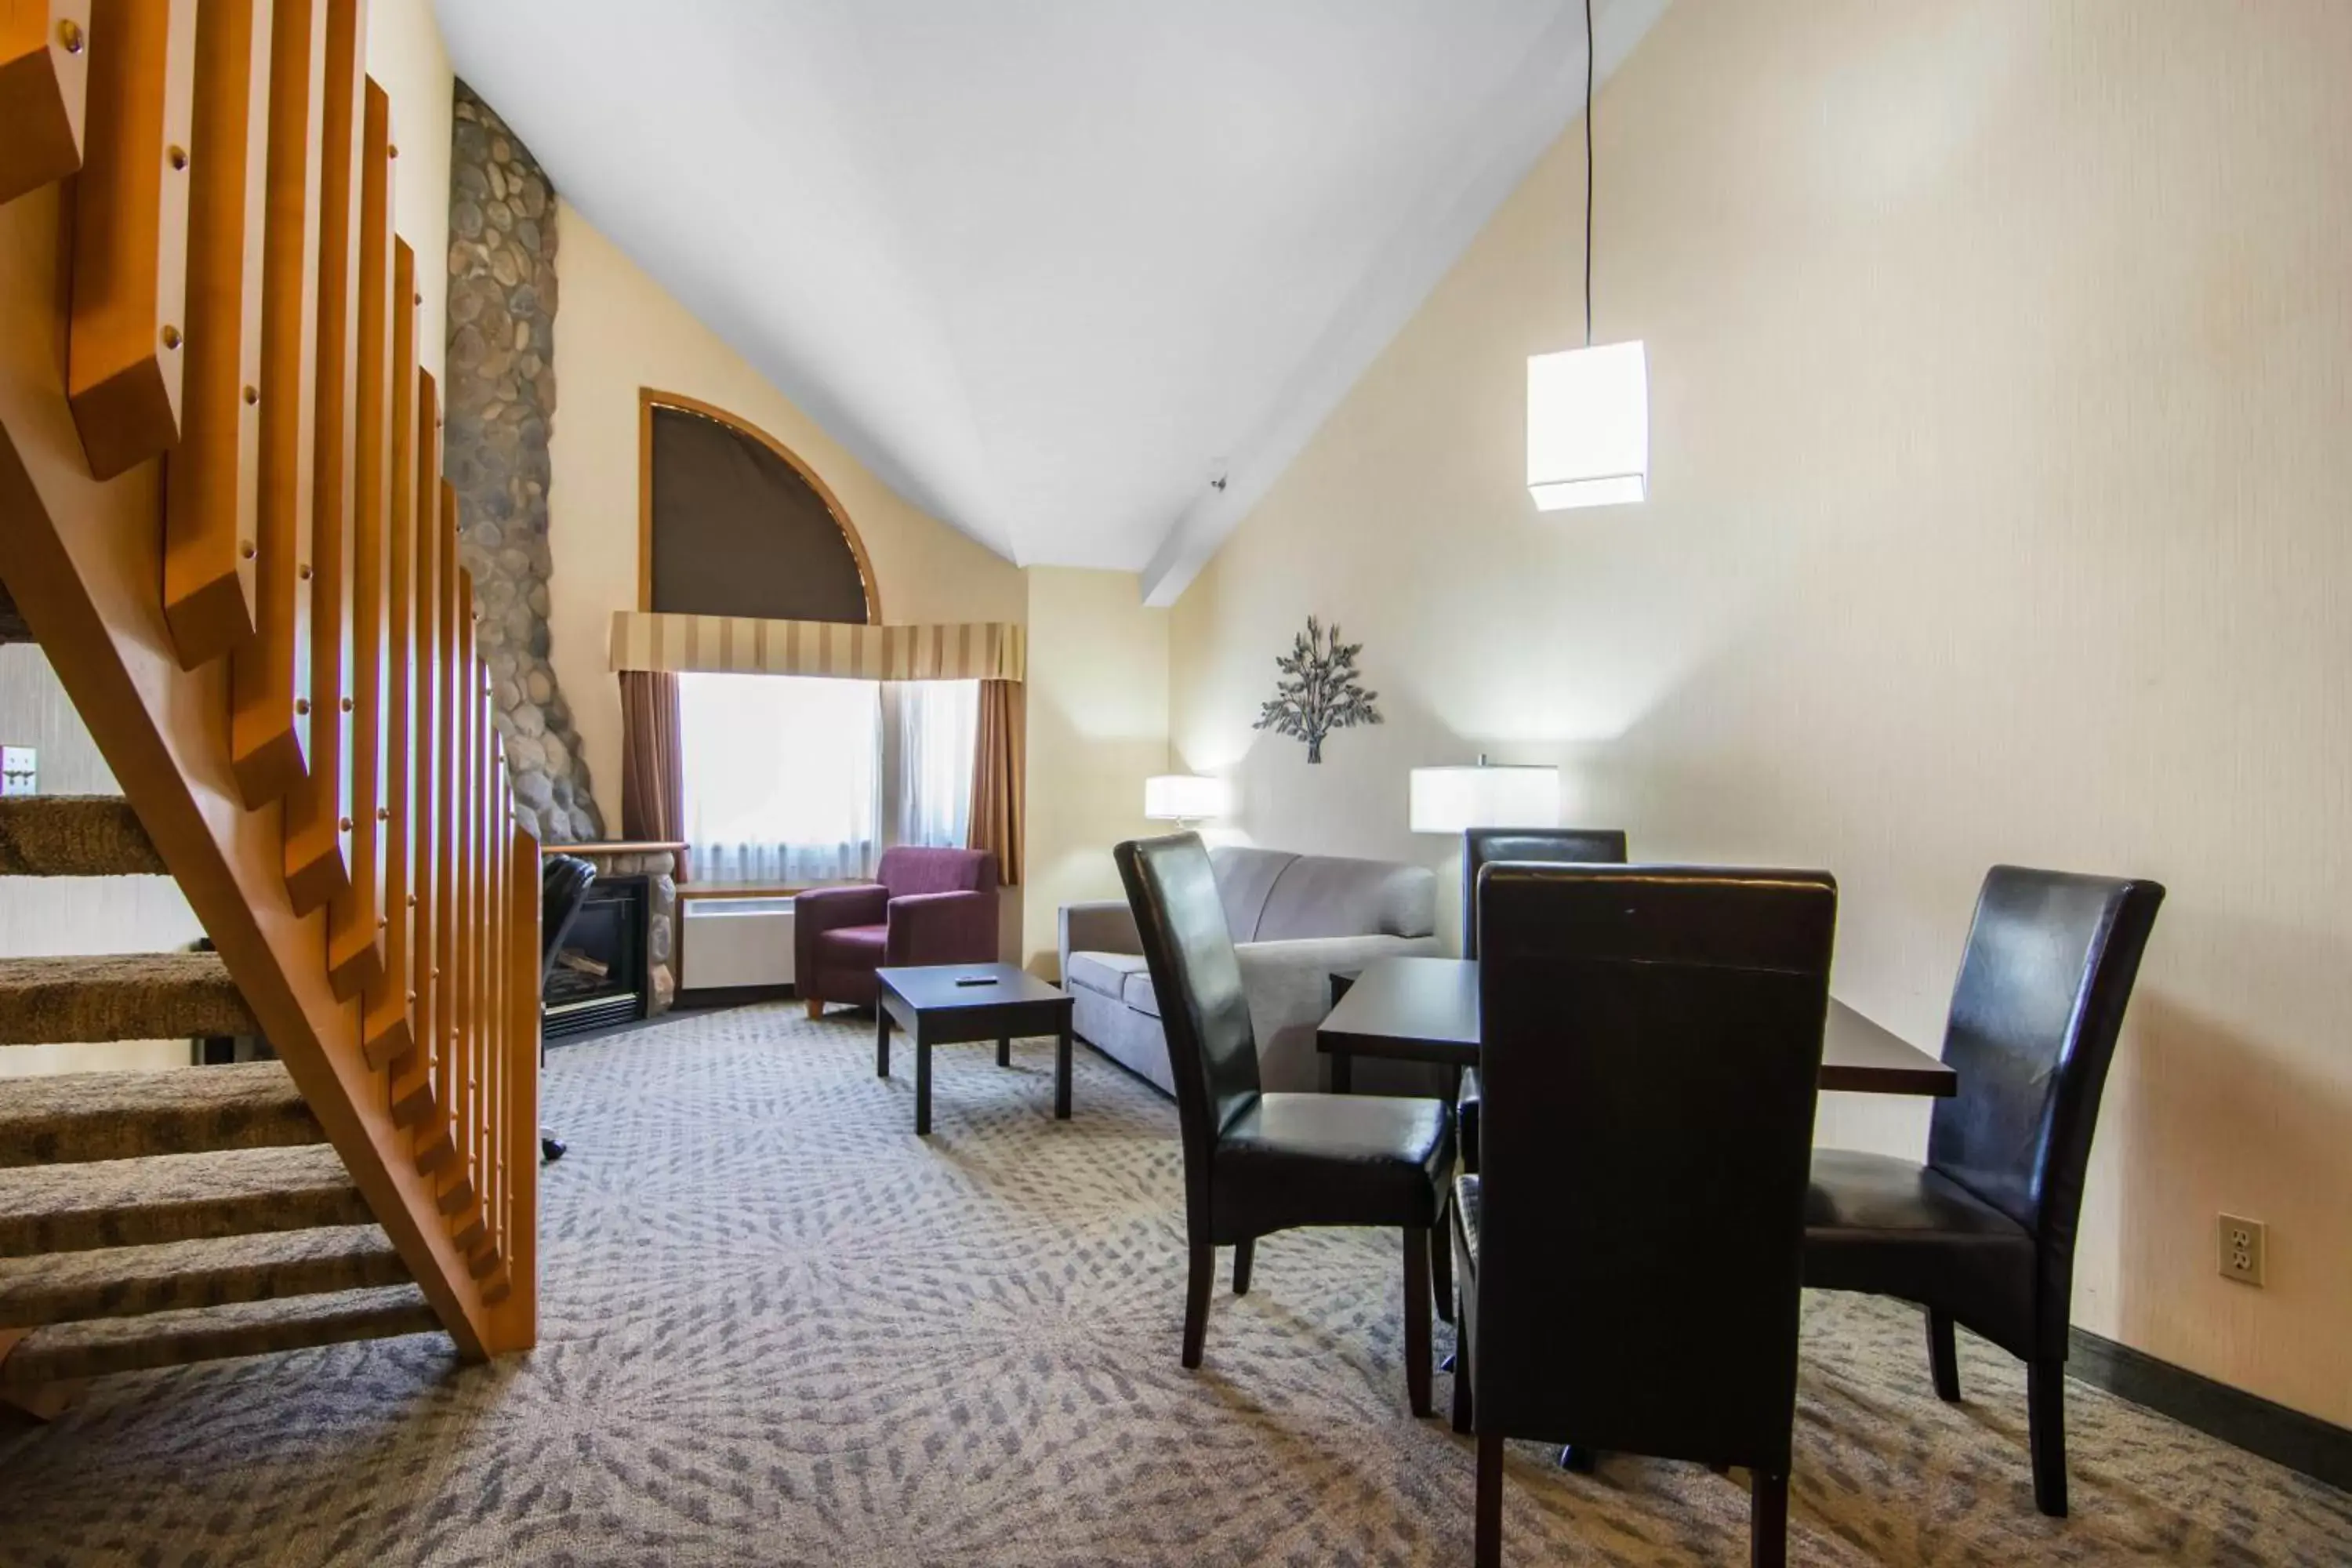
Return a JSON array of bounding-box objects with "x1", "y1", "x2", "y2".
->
[
  {"x1": 1409, "y1": 764, "x2": 1561, "y2": 835},
  {"x1": 1144, "y1": 775, "x2": 1228, "y2": 823},
  {"x1": 1526, "y1": 340, "x2": 1649, "y2": 510}
]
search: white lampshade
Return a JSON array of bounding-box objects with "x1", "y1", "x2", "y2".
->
[
  {"x1": 1526, "y1": 340, "x2": 1648, "y2": 510},
  {"x1": 1144, "y1": 775, "x2": 1228, "y2": 822},
  {"x1": 1409, "y1": 764, "x2": 1561, "y2": 835}
]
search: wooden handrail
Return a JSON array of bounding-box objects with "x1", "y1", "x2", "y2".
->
[{"x1": 0, "y1": 2, "x2": 536, "y2": 1356}]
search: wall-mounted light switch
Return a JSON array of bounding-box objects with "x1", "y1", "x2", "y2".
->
[{"x1": 0, "y1": 746, "x2": 34, "y2": 797}]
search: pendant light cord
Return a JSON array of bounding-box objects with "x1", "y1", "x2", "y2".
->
[{"x1": 1584, "y1": 0, "x2": 1595, "y2": 348}]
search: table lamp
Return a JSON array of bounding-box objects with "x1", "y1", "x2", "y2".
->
[
  {"x1": 1408, "y1": 756, "x2": 1561, "y2": 834},
  {"x1": 1144, "y1": 775, "x2": 1228, "y2": 829}
]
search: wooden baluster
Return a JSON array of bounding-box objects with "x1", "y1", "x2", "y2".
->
[
  {"x1": 162, "y1": 0, "x2": 269, "y2": 669},
  {"x1": 389, "y1": 368, "x2": 439, "y2": 1129},
  {"x1": 482, "y1": 826, "x2": 541, "y2": 1324},
  {"x1": 441, "y1": 568, "x2": 479, "y2": 1228},
  {"x1": 361, "y1": 242, "x2": 416, "y2": 1068},
  {"x1": 66, "y1": 0, "x2": 193, "y2": 480},
  {"x1": 426, "y1": 473, "x2": 463, "y2": 1182},
  {"x1": 471, "y1": 596, "x2": 492, "y2": 1263},
  {"x1": 285, "y1": 0, "x2": 364, "y2": 913},
  {"x1": 230, "y1": 0, "x2": 326, "y2": 808},
  {"x1": 473, "y1": 676, "x2": 498, "y2": 1276},
  {"x1": 485, "y1": 760, "x2": 508, "y2": 1272},
  {"x1": 462, "y1": 630, "x2": 493, "y2": 1261},
  {"x1": 328, "y1": 74, "x2": 391, "y2": 996},
  {"x1": 0, "y1": 1, "x2": 92, "y2": 207}
]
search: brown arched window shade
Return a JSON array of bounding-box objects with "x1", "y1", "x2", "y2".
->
[{"x1": 637, "y1": 390, "x2": 880, "y2": 624}]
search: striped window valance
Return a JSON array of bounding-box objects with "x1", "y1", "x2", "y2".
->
[{"x1": 608, "y1": 612, "x2": 1025, "y2": 683}]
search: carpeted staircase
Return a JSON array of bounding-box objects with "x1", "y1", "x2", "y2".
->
[{"x1": 0, "y1": 793, "x2": 435, "y2": 1410}]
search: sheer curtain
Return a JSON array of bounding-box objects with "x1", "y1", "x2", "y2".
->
[
  {"x1": 887, "y1": 680, "x2": 980, "y2": 848},
  {"x1": 677, "y1": 673, "x2": 879, "y2": 883}
]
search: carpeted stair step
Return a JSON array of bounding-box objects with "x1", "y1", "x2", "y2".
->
[
  {"x1": 0, "y1": 1283, "x2": 438, "y2": 1388},
  {"x1": 0, "y1": 1062, "x2": 320, "y2": 1168},
  {"x1": 0, "y1": 796, "x2": 167, "y2": 877},
  {"x1": 0, "y1": 952, "x2": 258, "y2": 1046},
  {"x1": 0, "y1": 1225, "x2": 406, "y2": 1327},
  {"x1": 0, "y1": 1145, "x2": 372, "y2": 1256}
]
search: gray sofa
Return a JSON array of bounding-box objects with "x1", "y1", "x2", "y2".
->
[{"x1": 1058, "y1": 844, "x2": 1441, "y2": 1094}]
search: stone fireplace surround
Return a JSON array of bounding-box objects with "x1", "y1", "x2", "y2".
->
[
  {"x1": 543, "y1": 841, "x2": 681, "y2": 1020},
  {"x1": 447, "y1": 82, "x2": 604, "y2": 847}
]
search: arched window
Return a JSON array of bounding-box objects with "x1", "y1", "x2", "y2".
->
[{"x1": 637, "y1": 390, "x2": 880, "y2": 624}]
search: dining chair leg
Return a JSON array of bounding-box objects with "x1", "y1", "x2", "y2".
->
[
  {"x1": 1450, "y1": 1318, "x2": 1473, "y2": 1435},
  {"x1": 2028, "y1": 1356, "x2": 2069, "y2": 1518},
  {"x1": 1232, "y1": 1238, "x2": 1254, "y2": 1296},
  {"x1": 1403, "y1": 1226, "x2": 1432, "y2": 1417},
  {"x1": 1750, "y1": 1469, "x2": 1788, "y2": 1568},
  {"x1": 1926, "y1": 1309, "x2": 1962, "y2": 1402},
  {"x1": 1431, "y1": 1216, "x2": 1454, "y2": 1325},
  {"x1": 1474, "y1": 1432, "x2": 1505, "y2": 1568},
  {"x1": 1181, "y1": 1243, "x2": 1214, "y2": 1370}
]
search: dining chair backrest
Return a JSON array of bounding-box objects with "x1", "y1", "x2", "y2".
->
[
  {"x1": 540, "y1": 855, "x2": 598, "y2": 988},
  {"x1": 1460, "y1": 827, "x2": 1628, "y2": 958},
  {"x1": 1116, "y1": 833, "x2": 1264, "y2": 1231},
  {"x1": 1475, "y1": 862, "x2": 1836, "y2": 1471},
  {"x1": 1927, "y1": 866, "x2": 2164, "y2": 1338}
]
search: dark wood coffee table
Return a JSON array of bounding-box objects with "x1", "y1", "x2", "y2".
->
[{"x1": 874, "y1": 962, "x2": 1075, "y2": 1135}]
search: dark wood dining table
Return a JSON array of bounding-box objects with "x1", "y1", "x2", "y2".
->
[{"x1": 1316, "y1": 956, "x2": 1956, "y2": 1097}]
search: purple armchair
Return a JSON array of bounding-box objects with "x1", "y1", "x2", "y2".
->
[{"x1": 797, "y1": 846, "x2": 1002, "y2": 1014}]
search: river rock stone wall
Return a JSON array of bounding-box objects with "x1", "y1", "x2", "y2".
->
[{"x1": 446, "y1": 82, "x2": 604, "y2": 845}]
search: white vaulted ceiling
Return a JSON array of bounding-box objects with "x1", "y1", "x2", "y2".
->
[{"x1": 436, "y1": 0, "x2": 1669, "y2": 601}]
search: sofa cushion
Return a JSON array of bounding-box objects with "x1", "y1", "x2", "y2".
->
[
  {"x1": 815, "y1": 924, "x2": 887, "y2": 958},
  {"x1": 1123, "y1": 969, "x2": 1161, "y2": 1019},
  {"x1": 1207, "y1": 846, "x2": 1298, "y2": 942},
  {"x1": 1254, "y1": 854, "x2": 1436, "y2": 941},
  {"x1": 1065, "y1": 949, "x2": 1147, "y2": 1003}
]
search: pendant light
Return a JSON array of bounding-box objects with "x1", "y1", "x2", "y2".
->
[{"x1": 1526, "y1": 0, "x2": 1648, "y2": 511}]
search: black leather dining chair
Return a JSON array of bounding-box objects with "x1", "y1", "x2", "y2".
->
[
  {"x1": 537, "y1": 855, "x2": 597, "y2": 1163},
  {"x1": 1456, "y1": 827, "x2": 1628, "y2": 1176},
  {"x1": 1454, "y1": 863, "x2": 1837, "y2": 1568},
  {"x1": 1804, "y1": 865, "x2": 2163, "y2": 1518},
  {"x1": 1459, "y1": 826, "x2": 1628, "y2": 960},
  {"x1": 1116, "y1": 832, "x2": 1455, "y2": 1415}
]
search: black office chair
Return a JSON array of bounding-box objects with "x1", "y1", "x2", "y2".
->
[
  {"x1": 538, "y1": 855, "x2": 597, "y2": 1163},
  {"x1": 1455, "y1": 863, "x2": 1837, "y2": 1568},
  {"x1": 1456, "y1": 828, "x2": 1627, "y2": 1176},
  {"x1": 1116, "y1": 832, "x2": 1455, "y2": 1415},
  {"x1": 1804, "y1": 865, "x2": 2163, "y2": 1518}
]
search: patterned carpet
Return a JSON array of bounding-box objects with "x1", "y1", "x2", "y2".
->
[{"x1": 2, "y1": 1002, "x2": 2347, "y2": 1566}]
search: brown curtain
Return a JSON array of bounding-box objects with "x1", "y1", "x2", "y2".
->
[
  {"x1": 619, "y1": 670, "x2": 689, "y2": 884},
  {"x1": 967, "y1": 678, "x2": 1024, "y2": 887}
]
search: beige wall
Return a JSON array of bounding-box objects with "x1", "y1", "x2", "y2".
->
[
  {"x1": 0, "y1": 650, "x2": 203, "y2": 1076},
  {"x1": 1021, "y1": 569, "x2": 1171, "y2": 978},
  {"x1": 543, "y1": 203, "x2": 1029, "y2": 840},
  {"x1": 366, "y1": 0, "x2": 453, "y2": 383},
  {"x1": 1170, "y1": 0, "x2": 2352, "y2": 1425}
]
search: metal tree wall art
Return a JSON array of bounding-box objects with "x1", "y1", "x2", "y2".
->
[{"x1": 1254, "y1": 616, "x2": 1383, "y2": 764}]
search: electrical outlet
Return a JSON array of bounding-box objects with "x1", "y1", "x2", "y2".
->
[
  {"x1": 0, "y1": 746, "x2": 34, "y2": 797},
  {"x1": 2219, "y1": 1214, "x2": 2266, "y2": 1287}
]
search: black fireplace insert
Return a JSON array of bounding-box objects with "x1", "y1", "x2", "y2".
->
[{"x1": 544, "y1": 873, "x2": 649, "y2": 1040}]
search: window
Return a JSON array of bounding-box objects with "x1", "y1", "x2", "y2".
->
[
  {"x1": 887, "y1": 680, "x2": 980, "y2": 850},
  {"x1": 677, "y1": 673, "x2": 980, "y2": 885},
  {"x1": 679, "y1": 674, "x2": 880, "y2": 884}
]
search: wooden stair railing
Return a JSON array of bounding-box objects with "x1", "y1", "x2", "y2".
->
[{"x1": 0, "y1": 0, "x2": 536, "y2": 1359}]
